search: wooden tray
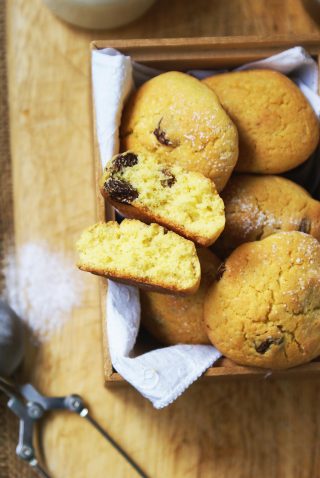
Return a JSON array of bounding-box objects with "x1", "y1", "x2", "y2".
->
[{"x1": 91, "y1": 36, "x2": 320, "y2": 385}]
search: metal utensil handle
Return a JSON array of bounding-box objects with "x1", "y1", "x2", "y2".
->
[
  {"x1": 84, "y1": 412, "x2": 149, "y2": 478},
  {"x1": 32, "y1": 462, "x2": 51, "y2": 478},
  {"x1": 18, "y1": 387, "x2": 149, "y2": 477}
]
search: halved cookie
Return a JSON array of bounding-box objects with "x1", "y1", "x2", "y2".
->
[
  {"x1": 101, "y1": 151, "x2": 225, "y2": 247},
  {"x1": 76, "y1": 220, "x2": 201, "y2": 295}
]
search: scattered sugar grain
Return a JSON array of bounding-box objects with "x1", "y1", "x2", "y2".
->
[{"x1": 3, "y1": 243, "x2": 83, "y2": 343}]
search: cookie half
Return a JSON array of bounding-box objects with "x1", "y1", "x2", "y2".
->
[
  {"x1": 101, "y1": 151, "x2": 225, "y2": 247},
  {"x1": 76, "y1": 220, "x2": 201, "y2": 295}
]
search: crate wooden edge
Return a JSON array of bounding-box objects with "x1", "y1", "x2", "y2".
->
[
  {"x1": 91, "y1": 35, "x2": 320, "y2": 68},
  {"x1": 89, "y1": 37, "x2": 320, "y2": 387},
  {"x1": 104, "y1": 359, "x2": 320, "y2": 386},
  {"x1": 91, "y1": 34, "x2": 320, "y2": 51},
  {"x1": 90, "y1": 57, "x2": 114, "y2": 386}
]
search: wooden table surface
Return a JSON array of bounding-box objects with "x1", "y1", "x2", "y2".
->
[{"x1": 6, "y1": 0, "x2": 320, "y2": 477}]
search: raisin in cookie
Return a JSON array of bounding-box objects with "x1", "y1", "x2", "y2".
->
[
  {"x1": 140, "y1": 248, "x2": 221, "y2": 345},
  {"x1": 205, "y1": 232, "x2": 320, "y2": 369},
  {"x1": 121, "y1": 71, "x2": 238, "y2": 191},
  {"x1": 101, "y1": 151, "x2": 225, "y2": 247},
  {"x1": 203, "y1": 69, "x2": 319, "y2": 174},
  {"x1": 76, "y1": 220, "x2": 200, "y2": 295},
  {"x1": 214, "y1": 175, "x2": 320, "y2": 257}
]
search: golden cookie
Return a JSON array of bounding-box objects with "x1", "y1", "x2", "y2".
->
[
  {"x1": 121, "y1": 71, "x2": 238, "y2": 191},
  {"x1": 203, "y1": 70, "x2": 319, "y2": 174},
  {"x1": 141, "y1": 248, "x2": 221, "y2": 344},
  {"x1": 101, "y1": 151, "x2": 225, "y2": 247},
  {"x1": 76, "y1": 220, "x2": 200, "y2": 295},
  {"x1": 205, "y1": 232, "x2": 320, "y2": 369},
  {"x1": 215, "y1": 175, "x2": 320, "y2": 257}
]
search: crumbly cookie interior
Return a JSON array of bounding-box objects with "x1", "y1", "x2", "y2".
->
[
  {"x1": 76, "y1": 220, "x2": 200, "y2": 291},
  {"x1": 103, "y1": 152, "x2": 225, "y2": 244}
]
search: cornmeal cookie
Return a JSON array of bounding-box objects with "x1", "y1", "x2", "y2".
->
[
  {"x1": 141, "y1": 248, "x2": 221, "y2": 345},
  {"x1": 76, "y1": 220, "x2": 200, "y2": 294},
  {"x1": 215, "y1": 175, "x2": 320, "y2": 257},
  {"x1": 205, "y1": 232, "x2": 320, "y2": 369},
  {"x1": 203, "y1": 69, "x2": 319, "y2": 174},
  {"x1": 121, "y1": 71, "x2": 238, "y2": 191},
  {"x1": 101, "y1": 151, "x2": 225, "y2": 246}
]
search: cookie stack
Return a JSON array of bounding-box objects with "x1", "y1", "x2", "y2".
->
[{"x1": 77, "y1": 69, "x2": 320, "y2": 370}]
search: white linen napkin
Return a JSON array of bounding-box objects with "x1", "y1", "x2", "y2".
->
[{"x1": 91, "y1": 46, "x2": 320, "y2": 408}]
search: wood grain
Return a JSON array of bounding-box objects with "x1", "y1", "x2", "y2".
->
[{"x1": 6, "y1": 0, "x2": 320, "y2": 477}]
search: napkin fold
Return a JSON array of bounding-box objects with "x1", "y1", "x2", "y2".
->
[
  {"x1": 91, "y1": 46, "x2": 320, "y2": 408},
  {"x1": 106, "y1": 282, "x2": 220, "y2": 409}
]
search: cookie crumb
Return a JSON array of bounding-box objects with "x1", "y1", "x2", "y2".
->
[{"x1": 160, "y1": 169, "x2": 176, "y2": 188}]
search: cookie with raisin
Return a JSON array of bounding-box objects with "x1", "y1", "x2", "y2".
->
[
  {"x1": 101, "y1": 151, "x2": 225, "y2": 247},
  {"x1": 121, "y1": 71, "x2": 238, "y2": 192},
  {"x1": 205, "y1": 232, "x2": 320, "y2": 369}
]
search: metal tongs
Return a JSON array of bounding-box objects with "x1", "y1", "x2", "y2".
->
[{"x1": 0, "y1": 376, "x2": 148, "y2": 478}]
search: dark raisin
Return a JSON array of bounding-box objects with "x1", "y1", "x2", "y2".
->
[
  {"x1": 153, "y1": 118, "x2": 173, "y2": 146},
  {"x1": 160, "y1": 169, "x2": 176, "y2": 188},
  {"x1": 215, "y1": 262, "x2": 226, "y2": 281},
  {"x1": 110, "y1": 152, "x2": 139, "y2": 174},
  {"x1": 255, "y1": 337, "x2": 284, "y2": 354},
  {"x1": 298, "y1": 217, "x2": 311, "y2": 234},
  {"x1": 104, "y1": 178, "x2": 139, "y2": 204}
]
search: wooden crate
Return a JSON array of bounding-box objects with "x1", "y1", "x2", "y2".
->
[{"x1": 91, "y1": 35, "x2": 320, "y2": 385}]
